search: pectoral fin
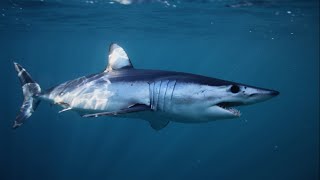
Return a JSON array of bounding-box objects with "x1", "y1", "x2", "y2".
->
[
  {"x1": 149, "y1": 119, "x2": 169, "y2": 131},
  {"x1": 59, "y1": 107, "x2": 72, "y2": 113},
  {"x1": 82, "y1": 104, "x2": 150, "y2": 118}
]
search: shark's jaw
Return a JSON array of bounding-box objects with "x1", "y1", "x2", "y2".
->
[
  {"x1": 204, "y1": 102, "x2": 243, "y2": 120},
  {"x1": 216, "y1": 102, "x2": 242, "y2": 117}
]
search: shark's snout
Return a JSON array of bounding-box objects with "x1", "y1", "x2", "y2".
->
[
  {"x1": 257, "y1": 88, "x2": 280, "y2": 98},
  {"x1": 249, "y1": 89, "x2": 279, "y2": 97},
  {"x1": 243, "y1": 86, "x2": 279, "y2": 105},
  {"x1": 270, "y1": 90, "x2": 280, "y2": 96}
]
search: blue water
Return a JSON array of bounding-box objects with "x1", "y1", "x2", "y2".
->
[{"x1": 0, "y1": 0, "x2": 319, "y2": 179}]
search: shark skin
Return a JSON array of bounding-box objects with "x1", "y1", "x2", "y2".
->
[{"x1": 13, "y1": 43, "x2": 279, "y2": 130}]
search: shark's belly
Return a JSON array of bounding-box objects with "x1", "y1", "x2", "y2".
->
[{"x1": 51, "y1": 81, "x2": 150, "y2": 112}]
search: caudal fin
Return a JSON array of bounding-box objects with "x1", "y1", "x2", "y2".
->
[{"x1": 13, "y1": 62, "x2": 41, "y2": 129}]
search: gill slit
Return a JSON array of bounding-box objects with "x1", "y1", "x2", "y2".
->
[
  {"x1": 162, "y1": 80, "x2": 170, "y2": 112},
  {"x1": 156, "y1": 80, "x2": 163, "y2": 110},
  {"x1": 170, "y1": 80, "x2": 177, "y2": 103}
]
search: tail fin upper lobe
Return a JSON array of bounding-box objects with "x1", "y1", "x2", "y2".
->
[{"x1": 13, "y1": 62, "x2": 41, "y2": 129}]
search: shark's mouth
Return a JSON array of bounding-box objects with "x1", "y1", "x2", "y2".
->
[{"x1": 216, "y1": 102, "x2": 241, "y2": 116}]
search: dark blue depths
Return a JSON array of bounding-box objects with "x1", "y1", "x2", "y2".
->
[{"x1": 0, "y1": 0, "x2": 318, "y2": 180}]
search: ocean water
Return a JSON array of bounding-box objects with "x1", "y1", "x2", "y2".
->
[{"x1": 0, "y1": 0, "x2": 319, "y2": 180}]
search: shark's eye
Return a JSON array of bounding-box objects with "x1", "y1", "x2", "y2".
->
[{"x1": 230, "y1": 85, "x2": 240, "y2": 93}]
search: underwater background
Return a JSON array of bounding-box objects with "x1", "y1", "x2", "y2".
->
[{"x1": 0, "y1": 0, "x2": 319, "y2": 179}]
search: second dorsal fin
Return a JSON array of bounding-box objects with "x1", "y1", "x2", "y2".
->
[{"x1": 105, "y1": 43, "x2": 133, "y2": 72}]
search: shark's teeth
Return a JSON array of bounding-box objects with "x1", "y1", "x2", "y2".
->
[
  {"x1": 218, "y1": 104, "x2": 241, "y2": 116},
  {"x1": 227, "y1": 107, "x2": 241, "y2": 116}
]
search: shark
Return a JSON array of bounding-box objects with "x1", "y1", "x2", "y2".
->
[{"x1": 13, "y1": 43, "x2": 279, "y2": 130}]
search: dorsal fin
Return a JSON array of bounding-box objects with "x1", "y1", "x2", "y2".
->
[{"x1": 105, "y1": 43, "x2": 133, "y2": 72}]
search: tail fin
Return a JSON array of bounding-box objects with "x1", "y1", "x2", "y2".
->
[{"x1": 13, "y1": 62, "x2": 41, "y2": 129}]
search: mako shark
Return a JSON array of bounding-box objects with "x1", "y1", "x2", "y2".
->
[{"x1": 13, "y1": 43, "x2": 279, "y2": 130}]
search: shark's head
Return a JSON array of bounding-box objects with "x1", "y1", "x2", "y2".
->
[
  {"x1": 203, "y1": 83, "x2": 279, "y2": 119},
  {"x1": 171, "y1": 78, "x2": 279, "y2": 121}
]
